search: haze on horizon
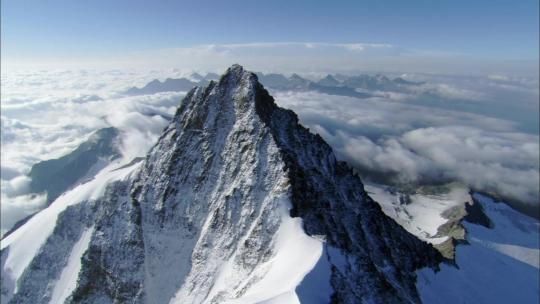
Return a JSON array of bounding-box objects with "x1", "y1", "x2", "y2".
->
[{"x1": 1, "y1": 0, "x2": 539, "y2": 77}]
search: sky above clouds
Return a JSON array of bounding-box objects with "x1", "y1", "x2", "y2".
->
[{"x1": 2, "y1": 0, "x2": 539, "y2": 76}]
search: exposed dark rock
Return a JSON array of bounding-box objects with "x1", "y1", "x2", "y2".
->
[{"x1": 464, "y1": 198, "x2": 493, "y2": 228}]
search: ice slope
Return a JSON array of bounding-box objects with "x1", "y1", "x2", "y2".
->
[{"x1": 417, "y1": 193, "x2": 540, "y2": 304}]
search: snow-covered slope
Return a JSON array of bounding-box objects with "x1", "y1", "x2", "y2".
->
[
  {"x1": 1, "y1": 65, "x2": 441, "y2": 304},
  {"x1": 366, "y1": 183, "x2": 470, "y2": 245},
  {"x1": 366, "y1": 183, "x2": 471, "y2": 259},
  {"x1": 0, "y1": 160, "x2": 142, "y2": 304},
  {"x1": 417, "y1": 193, "x2": 539, "y2": 304},
  {"x1": 368, "y1": 182, "x2": 540, "y2": 302}
]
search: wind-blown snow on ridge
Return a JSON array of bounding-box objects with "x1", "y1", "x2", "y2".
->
[{"x1": 1, "y1": 64, "x2": 441, "y2": 304}]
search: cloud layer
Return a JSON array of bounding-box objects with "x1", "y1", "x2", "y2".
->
[
  {"x1": 1, "y1": 69, "x2": 187, "y2": 234},
  {"x1": 1, "y1": 66, "x2": 538, "y2": 235},
  {"x1": 272, "y1": 75, "x2": 539, "y2": 213}
]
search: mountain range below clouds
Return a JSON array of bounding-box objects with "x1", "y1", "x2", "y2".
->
[
  {"x1": 123, "y1": 71, "x2": 424, "y2": 99},
  {"x1": 124, "y1": 73, "x2": 220, "y2": 95}
]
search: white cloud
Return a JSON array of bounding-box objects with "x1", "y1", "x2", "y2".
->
[
  {"x1": 0, "y1": 192, "x2": 47, "y2": 236},
  {"x1": 274, "y1": 89, "x2": 539, "y2": 208},
  {"x1": 2, "y1": 176, "x2": 32, "y2": 197},
  {"x1": 407, "y1": 83, "x2": 486, "y2": 101},
  {"x1": 0, "y1": 69, "x2": 186, "y2": 234},
  {"x1": 0, "y1": 66, "x2": 538, "y2": 235},
  {"x1": 349, "y1": 127, "x2": 539, "y2": 204}
]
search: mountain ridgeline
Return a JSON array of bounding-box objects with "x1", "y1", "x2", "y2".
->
[
  {"x1": 29, "y1": 127, "x2": 121, "y2": 203},
  {"x1": 124, "y1": 70, "x2": 422, "y2": 99},
  {"x1": 1, "y1": 65, "x2": 441, "y2": 304}
]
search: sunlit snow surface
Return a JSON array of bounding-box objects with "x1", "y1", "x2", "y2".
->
[
  {"x1": 365, "y1": 183, "x2": 470, "y2": 244},
  {"x1": 367, "y1": 183, "x2": 539, "y2": 303},
  {"x1": 0, "y1": 160, "x2": 141, "y2": 298},
  {"x1": 417, "y1": 193, "x2": 539, "y2": 304},
  {"x1": 1, "y1": 160, "x2": 322, "y2": 304},
  {"x1": 49, "y1": 226, "x2": 95, "y2": 304},
  {"x1": 212, "y1": 198, "x2": 324, "y2": 304}
]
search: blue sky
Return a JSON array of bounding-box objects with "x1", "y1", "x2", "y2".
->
[{"x1": 2, "y1": 0, "x2": 539, "y2": 74}]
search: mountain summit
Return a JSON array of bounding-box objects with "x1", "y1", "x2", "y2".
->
[{"x1": 1, "y1": 64, "x2": 441, "y2": 304}]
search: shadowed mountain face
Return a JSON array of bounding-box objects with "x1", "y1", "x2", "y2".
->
[
  {"x1": 1, "y1": 65, "x2": 441, "y2": 304},
  {"x1": 28, "y1": 127, "x2": 121, "y2": 203}
]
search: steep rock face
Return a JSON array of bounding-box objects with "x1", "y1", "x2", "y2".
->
[
  {"x1": 253, "y1": 74, "x2": 441, "y2": 303},
  {"x1": 1, "y1": 65, "x2": 440, "y2": 304}
]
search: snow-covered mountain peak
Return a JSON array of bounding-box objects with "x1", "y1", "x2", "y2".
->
[
  {"x1": 1, "y1": 64, "x2": 442, "y2": 304},
  {"x1": 217, "y1": 64, "x2": 259, "y2": 93}
]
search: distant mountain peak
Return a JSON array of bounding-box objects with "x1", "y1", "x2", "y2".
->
[
  {"x1": 317, "y1": 74, "x2": 341, "y2": 86},
  {"x1": 124, "y1": 77, "x2": 198, "y2": 95},
  {"x1": 189, "y1": 72, "x2": 204, "y2": 81}
]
